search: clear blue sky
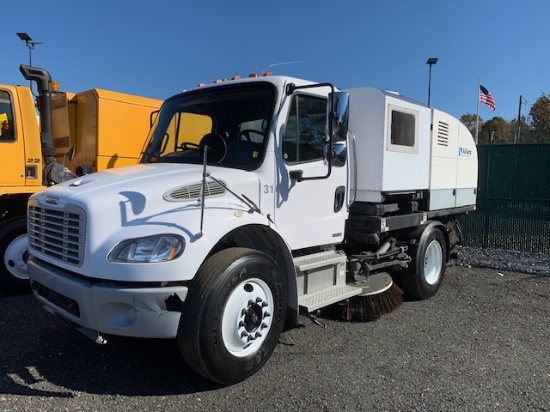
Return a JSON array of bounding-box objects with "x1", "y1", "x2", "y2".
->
[{"x1": 1, "y1": 0, "x2": 548, "y2": 123}]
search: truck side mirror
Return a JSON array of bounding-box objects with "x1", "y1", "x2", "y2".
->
[
  {"x1": 150, "y1": 110, "x2": 159, "y2": 128},
  {"x1": 199, "y1": 132, "x2": 227, "y2": 165},
  {"x1": 327, "y1": 92, "x2": 349, "y2": 142}
]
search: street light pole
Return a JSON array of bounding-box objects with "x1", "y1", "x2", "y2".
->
[
  {"x1": 17, "y1": 32, "x2": 43, "y2": 66},
  {"x1": 426, "y1": 57, "x2": 438, "y2": 106},
  {"x1": 16, "y1": 32, "x2": 43, "y2": 90}
]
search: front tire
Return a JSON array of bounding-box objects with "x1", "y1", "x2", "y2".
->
[
  {"x1": 0, "y1": 218, "x2": 31, "y2": 295},
  {"x1": 178, "y1": 248, "x2": 287, "y2": 385},
  {"x1": 398, "y1": 225, "x2": 447, "y2": 299}
]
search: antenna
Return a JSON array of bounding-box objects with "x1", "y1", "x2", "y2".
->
[{"x1": 260, "y1": 60, "x2": 305, "y2": 75}]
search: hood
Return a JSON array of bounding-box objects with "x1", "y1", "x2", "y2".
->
[
  {"x1": 30, "y1": 163, "x2": 266, "y2": 282},
  {"x1": 33, "y1": 163, "x2": 262, "y2": 216}
]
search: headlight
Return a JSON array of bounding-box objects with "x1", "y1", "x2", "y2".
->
[{"x1": 108, "y1": 235, "x2": 185, "y2": 263}]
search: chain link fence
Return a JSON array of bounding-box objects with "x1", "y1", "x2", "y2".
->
[{"x1": 458, "y1": 143, "x2": 550, "y2": 254}]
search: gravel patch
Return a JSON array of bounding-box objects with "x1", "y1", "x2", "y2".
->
[{"x1": 454, "y1": 245, "x2": 550, "y2": 276}]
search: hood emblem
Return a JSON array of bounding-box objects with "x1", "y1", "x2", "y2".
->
[{"x1": 45, "y1": 196, "x2": 59, "y2": 205}]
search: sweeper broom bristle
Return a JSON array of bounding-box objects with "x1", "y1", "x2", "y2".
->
[
  {"x1": 321, "y1": 272, "x2": 404, "y2": 322},
  {"x1": 341, "y1": 282, "x2": 403, "y2": 321}
]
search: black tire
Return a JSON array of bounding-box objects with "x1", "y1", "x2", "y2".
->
[
  {"x1": 0, "y1": 217, "x2": 31, "y2": 295},
  {"x1": 398, "y1": 225, "x2": 446, "y2": 299},
  {"x1": 178, "y1": 247, "x2": 287, "y2": 385}
]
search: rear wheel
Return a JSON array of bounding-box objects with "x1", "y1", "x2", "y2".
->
[
  {"x1": 0, "y1": 218, "x2": 30, "y2": 295},
  {"x1": 398, "y1": 225, "x2": 446, "y2": 299},
  {"x1": 178, "y1": 248, "x2": 287, "y2": 385}
]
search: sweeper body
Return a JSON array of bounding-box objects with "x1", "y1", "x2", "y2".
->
[{"x1": 27, "y1": 75, "x2": 478, "y2": 385}]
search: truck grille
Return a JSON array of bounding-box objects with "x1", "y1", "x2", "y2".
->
[{"x1": 28, "y1": 205, "x2": 85, "y2": 266}]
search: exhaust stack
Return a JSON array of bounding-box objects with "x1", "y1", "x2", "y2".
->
[{"x1": 20, "y1": 65, "x2": 59, "y2": 183}]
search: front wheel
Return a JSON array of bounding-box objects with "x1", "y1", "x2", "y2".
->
[
  {"x1": 0, "y1": 218, "x2": 31, "y2": 295},
  {"x1": 178, "y1": 248, "x2": 287, "y2": 385},
  {"x1": 397, "y1": 225, "x2": 447, "y2": 299}
]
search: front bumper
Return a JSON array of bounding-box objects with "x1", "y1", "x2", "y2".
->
[{"x1": 28, "y1": 257, "x2": 188, "y2": 339}]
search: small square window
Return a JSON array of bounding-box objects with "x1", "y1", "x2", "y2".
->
[
  {"x1": 391, "y1": 111, "x2": 415, "y2": 146},
  {"x1": 387, "y1": 105, "x2": 418, "y2": 154}
]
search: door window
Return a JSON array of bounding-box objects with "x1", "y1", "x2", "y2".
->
[
  {"x1": 0, "y1": 90, "x2": 15, "y2": 142},
  {"x1": 284, "y1": 94, "x2": 326, "y2": 163}
]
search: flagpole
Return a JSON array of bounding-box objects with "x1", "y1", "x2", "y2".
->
[{"x1": 475, "y1": 78, "x2": 480, "y2": 144}]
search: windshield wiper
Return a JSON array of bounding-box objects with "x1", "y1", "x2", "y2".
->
[
  {"x1": 206, "y1": 173, "x2": 260, "y2": 214},
  {"x1": 196, "y1": 145, "x2": 267, "y2": 238}
]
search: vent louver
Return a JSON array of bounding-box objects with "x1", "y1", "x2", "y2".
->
[
  {"x1": 164, "y1": 180, "x2": 226, "y2": 202},
  {"x1": 437, "y1": 121, "x2": 450, "y2": 147}
]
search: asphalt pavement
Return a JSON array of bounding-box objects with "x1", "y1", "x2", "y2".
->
[{"x1": 1, "y1": 266, "x2": 549, "y2": 411}]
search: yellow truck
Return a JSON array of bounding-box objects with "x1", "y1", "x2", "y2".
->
[{"x1": 0, "y1": 65, "x2": 162, "y2": 294}]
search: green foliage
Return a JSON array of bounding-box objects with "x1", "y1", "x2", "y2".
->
[
  {"x1": 529, "y1": 93, "x2": 550, "y2": 142},
  {"x1": 510, "y1": 116, "x2": 533, "y2": 143},
  {"x1": 480, "y1": 116, "x2": 512, "y2": 144},
  {"x1": 461, "y1": 92, "x2": 550, "y2": 144},
  {"x1": 460, "y1": 113, "x2": 480, "y2": 137}
]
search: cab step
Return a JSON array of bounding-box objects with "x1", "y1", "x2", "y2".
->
[
  {"x1": 298, "y1": 284, "x2": 363, "y2": 312},
  {"x1": 294, "y1": 250, "x2": 363, "y2": 312}
]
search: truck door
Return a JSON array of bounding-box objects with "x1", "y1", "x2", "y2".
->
[
  {"x1": 0, "y1": 89, "x2": 26, "y2": 186},
  {"x1": 274, "y1": 92, "x2": 348, "y2": 250}
]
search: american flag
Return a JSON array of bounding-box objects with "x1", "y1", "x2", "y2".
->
[{"x1": 479, "y1": 85, "x2": 495, "y2": 111}]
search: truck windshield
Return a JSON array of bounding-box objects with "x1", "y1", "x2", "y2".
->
[{"x1": 142, "y1": 83, "x2": 275, "y2": 171}]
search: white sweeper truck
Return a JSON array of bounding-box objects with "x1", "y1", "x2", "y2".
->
[{"x1": 26, "y1": 73, "x2": 477, "y2": 385}]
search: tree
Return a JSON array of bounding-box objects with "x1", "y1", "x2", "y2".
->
[
  {"x1": 461, "y1": 92, "x2": 550, "y2": 145},
  {"x1": 479, "y1": 116, "x2": 512, "y2": 144},
  {"x1": 529, "y1": 93, "x2": 550, "y2": 142},
  {"x1": 460, "y1": 113, "x2": 481, "y2": 138},
  {"x1": 508, "y1": 115, "x2": 533, "y2": 143}
]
